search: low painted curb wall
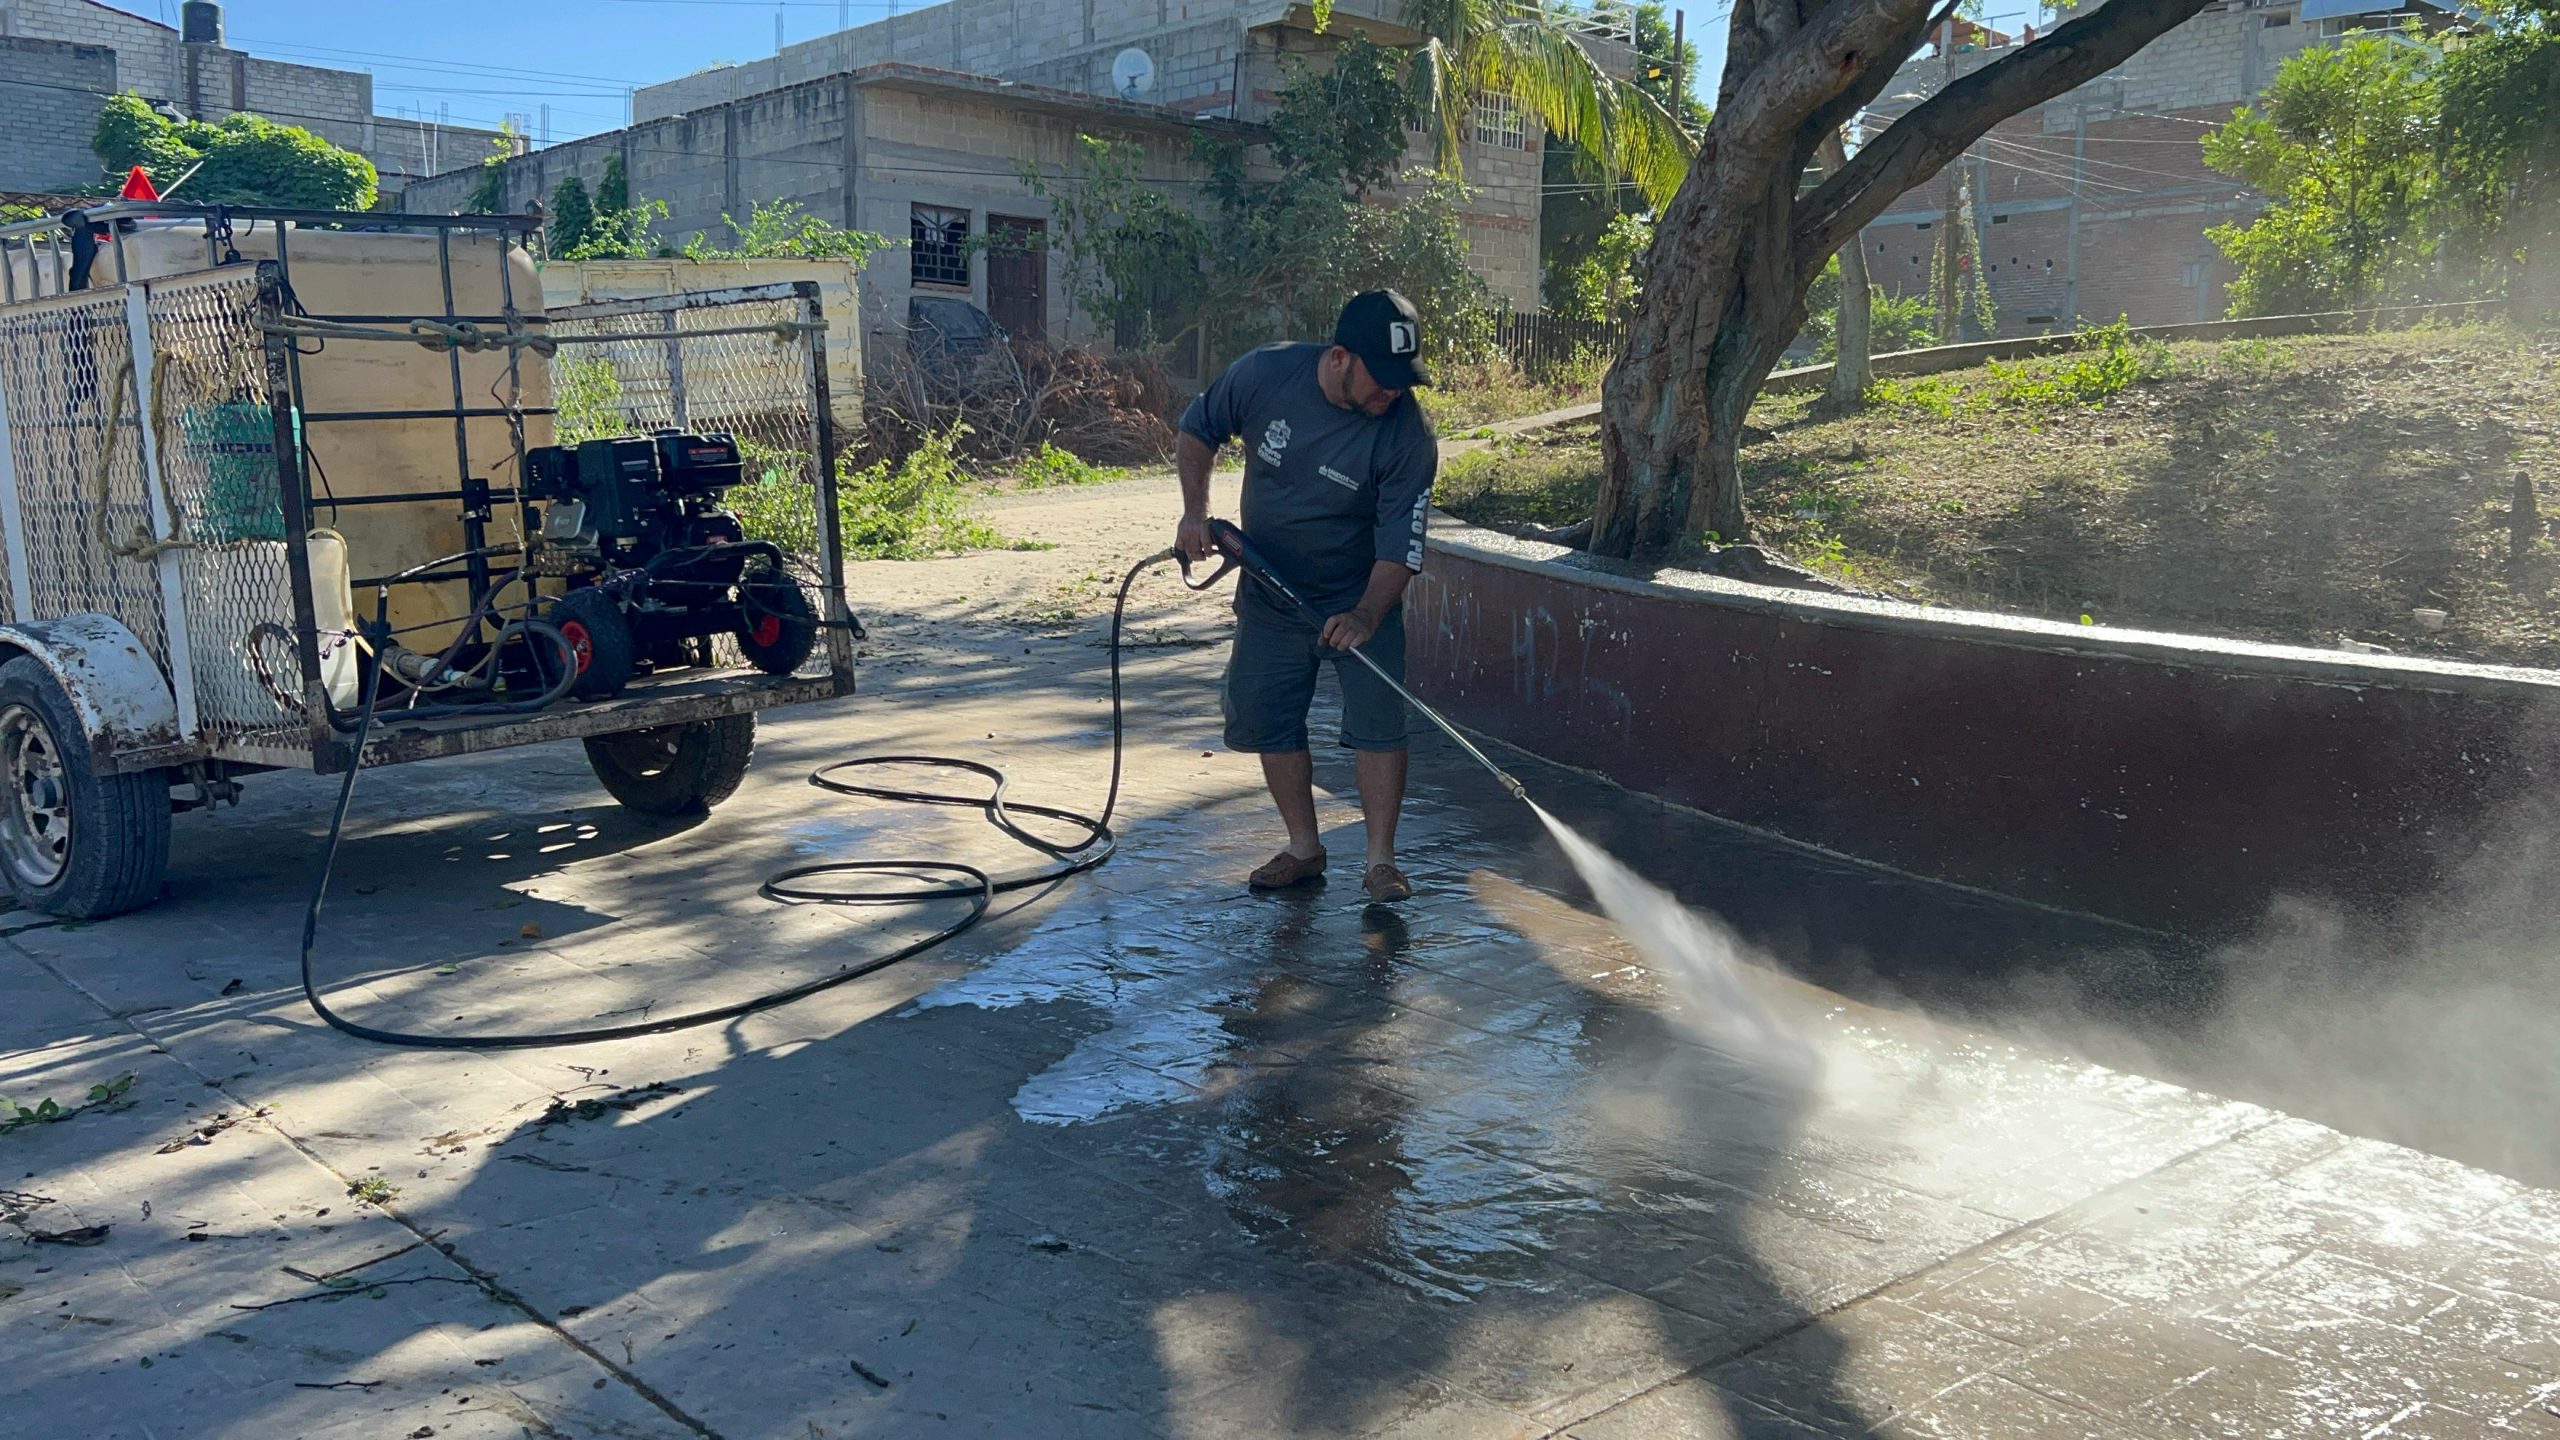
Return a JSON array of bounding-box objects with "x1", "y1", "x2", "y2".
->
[{"x1": 1406, "y1": 518, "x2": 2560, "y2": 937}]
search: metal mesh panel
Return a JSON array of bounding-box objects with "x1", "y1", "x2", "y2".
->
[
  {"x1": 546, "y1": 291, "x2": 831, "y2": 674},
  {"x1": 0, "y1": 288, "x2": 171, "y2": 671},
  {"x1": 146, "y1": 270, "x2": 306, "y2": 744}
]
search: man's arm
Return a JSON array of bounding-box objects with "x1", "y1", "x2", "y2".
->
[
  {"x1": 1318, "y1": 561, "x2": 1413, "y2": 652},
  {"x1": 1176, "y1": 431, "x2": 1217, "y2": 562}
]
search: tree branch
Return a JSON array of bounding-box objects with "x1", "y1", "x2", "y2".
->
[{"x1": 1791, "y1": 0, "x2": 2219, "y2": 266}]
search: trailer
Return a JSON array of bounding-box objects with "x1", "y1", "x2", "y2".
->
[{"x1": 0, "y1": 203, "x2": 857, "y2": 918}]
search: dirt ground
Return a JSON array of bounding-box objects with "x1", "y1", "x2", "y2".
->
[{"x1": 1437, "y1": 323, "x2": 2560, "y2": 667}]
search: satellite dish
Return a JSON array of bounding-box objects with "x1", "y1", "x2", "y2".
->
[{"x1": 1111, "y1": 47, "x2": 1156, "y2": 101}]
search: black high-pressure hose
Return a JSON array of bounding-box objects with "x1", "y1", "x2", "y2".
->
[{"x1": 297, "y1": 546, "x2": 1195, "y2": 1049}]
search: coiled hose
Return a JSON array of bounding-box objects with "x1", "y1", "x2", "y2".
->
[{"x1": 299, "y1": 546, "x2": 1190, "y2": 1048}]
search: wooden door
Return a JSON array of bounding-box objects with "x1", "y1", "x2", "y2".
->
[{"x1": 986, "y1": 216, "x2": 1046, "y2": 345}]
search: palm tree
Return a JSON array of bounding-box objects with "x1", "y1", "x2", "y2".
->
[{"x1": 1397, "y1": 0, "x2": 1696, "y2": 210}]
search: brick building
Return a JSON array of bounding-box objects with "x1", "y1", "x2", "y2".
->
[
  {"x1": 403, "y1": 0, "x2": 1628, "y2": 359},
  {"x1": 1855, "y1": 0, "x2": 2459, "y2": 335},
  {"x1": 0, "y1": 0, "x2": 516, "y2": 195}
]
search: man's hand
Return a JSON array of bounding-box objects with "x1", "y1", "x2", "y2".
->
[
  {"x1": 1320, "y1": 608, "x2": 1379, "y2": 652},
  {"x1": 1177, "y1": 513, "x2": 1215, "y2": 564}
]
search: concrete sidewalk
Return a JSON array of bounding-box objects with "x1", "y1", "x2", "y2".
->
[{"x1": 4, "y1": 497, "x2": 2559, "y2": 1438}]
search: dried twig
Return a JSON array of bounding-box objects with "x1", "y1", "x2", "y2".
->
[
  {"x1": 281, "y1": 1230, "x2": 445, "y2": 1285},
  {"x1": 230, "y1": 1274, "x2": 477, "y2": 1312}
]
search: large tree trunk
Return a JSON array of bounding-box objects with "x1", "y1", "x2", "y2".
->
[
  {"x1": 1592, "y1": 0, "x2": 2219, "y2": 560},
  {"x1": 1821, "y1": 130, "x2": 1874, "y2": 411}
]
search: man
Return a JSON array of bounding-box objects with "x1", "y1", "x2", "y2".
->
[{"x1": 1175, "y1": 290, "x2": 1438, "y2": 905}]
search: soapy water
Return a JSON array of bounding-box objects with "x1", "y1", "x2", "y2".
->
[{"x1": 1529, "y1": 803, "x2": 1818, "y2": 1087}]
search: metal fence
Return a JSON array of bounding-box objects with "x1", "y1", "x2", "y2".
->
[
  {"x1": 544, "y1": 285, "x2": 841, "y2": 675},
  {"x1": 0, "y1": 291, "x2": 172, "y2": 671},
  {"x1": 1487, "y1": 306, "x2": 1627, "y2": 381},
  {"x1": 148, "y1": 269, "x2": 303, "y2": 746}
]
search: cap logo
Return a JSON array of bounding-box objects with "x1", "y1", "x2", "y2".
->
[{"x1": 1388, "y1": 320, "x2": 1418, "y2": 356}]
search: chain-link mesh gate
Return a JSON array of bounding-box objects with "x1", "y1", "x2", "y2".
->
[
  {"x1": 545, "y1": 286, "x2": 842, "y2": 674},
  {"x1": 145, "y1": 269, "x2": 306, "y2": 746},
  {"x1": 0, "y1": 289, "x2": 171, "y2": 668}
]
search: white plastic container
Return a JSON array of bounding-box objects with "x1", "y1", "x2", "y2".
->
[{"x1": 306, "y1": 529, "x2": 361, "y2": 711}]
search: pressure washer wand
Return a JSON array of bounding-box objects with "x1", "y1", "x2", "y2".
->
[{"x1": 1196, "y1": 519, "x2": 1529, "y2": 804}]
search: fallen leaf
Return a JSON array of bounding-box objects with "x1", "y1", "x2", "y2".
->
[
  {"x1": 518, "y1": 923, "x2": 542, "y2": 940},
  {"x1": 219, "y1": 979, "x2": 244, "y2": 996},
  {"x1": 31, "y1": 1224, "x2": 110, "y2": 1247}
]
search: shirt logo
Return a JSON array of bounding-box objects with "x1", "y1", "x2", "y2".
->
[
  {"x1": 1319, "y1": 464, "x2": 1357, "y2": 492},
  {"x1": 1256, "y1": 418, "x2": 1291, "y2": 468}
]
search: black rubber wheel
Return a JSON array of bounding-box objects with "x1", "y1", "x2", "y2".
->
[
  {"x1": 546, "y1": 587, "x2": 637, "y2": 699},
  {"x1": 737, "y1": 572, "x2": 817, "y2": 676},
  {"x1": 0, "y1": 656, "x2": 169, "y2": 918},
  {"x1": 583, "y1": 714, "x2": 756, "y2": 817}
]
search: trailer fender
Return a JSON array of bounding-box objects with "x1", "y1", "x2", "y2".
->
[{"x1": 0, "y1": 614, "x2": 180, "y2": 761}]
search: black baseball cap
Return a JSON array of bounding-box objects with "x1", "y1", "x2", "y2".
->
[{"x1": 1333, "y1": 290, "x2": 1431, "y2": 391}]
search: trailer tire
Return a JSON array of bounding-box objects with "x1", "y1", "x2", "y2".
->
[
  {"x1": 548, "y1": 588, "x2": 637, "y2": 699},
  {"x1": 583, "y1": 714, "x2": 756, "y2": 817},
  {"x1": 0, "y1": 657, "x2": 169, "y2": 918},
  {"x1": 737, "y1": 573, "x2": 817, "y2": 676}
]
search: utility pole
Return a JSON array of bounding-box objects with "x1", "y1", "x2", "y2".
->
[
  {"x1": 1938, "y1": 16, "x2": 1958, "y2": 341},
  {"x1": 775, "y1": 2, "x2": 786, "y2": 54},
  {"x1": 839, "y1": 0, "x2": 851, "y2": 27}
]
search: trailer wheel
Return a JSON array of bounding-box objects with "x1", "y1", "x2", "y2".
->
[
  {"x1": 737, "y1": 573, "x2": 817, "y2": 675},
  {"x1": 583, "y1": 714, "x2": 756, "y2": 817},
  {"x1": 547, "y1": 588, "x2": 636, "y2": 699},
  {"x1": 0, "y1": 657, "x2": 169, "y2": 918}
]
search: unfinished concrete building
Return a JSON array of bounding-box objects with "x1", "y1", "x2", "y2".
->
[
  {"x1": 1856, "y1": 0, "x2": 2462, "y2": 336},
  {"x1": 404, "y1": 0, "x2": 1639, "y2": 369},
  {"x1": 0, "y1": 0, "x2": 517, "y2": 195}
]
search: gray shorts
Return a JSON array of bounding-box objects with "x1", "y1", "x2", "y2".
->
[{"x1": 1222, "y1": 601, "x2": 1408, "y2": 753}]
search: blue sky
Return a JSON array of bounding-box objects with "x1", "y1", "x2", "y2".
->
[{"x1": 120, "y1": 0, "x2": 2048, "y2": 144}]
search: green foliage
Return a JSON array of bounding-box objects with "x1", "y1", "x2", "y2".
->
[
  {"x1": 1867, "y1": 373, "x2": 1964, "y2": 418},
  {"x1": 346, "y1": 1176, "x2": 400, "y2": 1206},
  {"x1": 595, "y1": 155, "x2": 631, "y2": 217},
  {"x1": 2437, "y1": 25, "x2": 2560, "y2": 306},
  {"x1": 0, "y1": 1073, "x2": 136, "y2": 1135},
  {"x1": 1547, "y1": 212, "x2": 1650, "y2": 325},
  {"x1": 2203, "y1": 33, "x2": 2441, "y2": 314},
  {"x1": 1802, "y1": 256, "x2": 1937, "y2": 360},
  {"x1": 1191, "y1": 45, "x2": 1494, "y2": 364},
  {"x1": 728, "y1": 429, "x2": 1031, "y2": 561},
  {"x1": 550, "y1": 357, "x2": 628, "y2": 443},
  {"x1": 91, "y1": 92, "x2": 376, "y2": 210},
  {"x1": 463, "y1": 120, "x2": 519, "y2": 215},
  {"x1": 562, "y1": 155, "x2": 664, "y2": 259},
  {"x1": 1019, "y1": 135, "x2": 1206, "y2": 349},
  {"x1": 548, "y1": 176, "x2": 596, "y2": 257},
  {"x1": 1014, "y1": 442, "x2": 1126, "y2": 489},
  {"x1": 1984, "y1": 319, "x2": 2174, "y2": 407},
  {"x1": 563, "y1": 198, "x2": 667, "y2": 261},
  {"x1": 0, "y1": 203, "x2": 43, "y2": 224},
  {"x1": 1403, "y1": 0, "x2": 1694, "y2": 211},
  {"x1": 1869, "y1": 318, "x2": 2170, "y2": 417},
  {"x1": 682, "y1": 200, "x2": 896, "y2": 262}
]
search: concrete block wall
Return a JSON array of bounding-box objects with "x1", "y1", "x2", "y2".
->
[
  {"x1": 0, "y1": 0, "x2": 176, "y2": 94},
  {"x1": 0, "y1": 35, "x2": 118, "y2": 190}
]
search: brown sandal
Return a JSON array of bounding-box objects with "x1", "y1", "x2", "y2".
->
[
  {"x1": 1248, "y1": 849, "x2": 1327, "y2": 890},
  {"x1": 1363, "y1": 863, "x2": 1413, "y2": 903}
]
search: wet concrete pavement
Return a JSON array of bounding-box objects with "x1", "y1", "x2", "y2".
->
[{"x1": 6, "y1": 502, "x2": 2560, "y2": 1437}]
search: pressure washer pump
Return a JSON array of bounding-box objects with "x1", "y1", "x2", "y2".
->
[{"x1": 516, "y1": 429, "x2": 820, "y2": 698}]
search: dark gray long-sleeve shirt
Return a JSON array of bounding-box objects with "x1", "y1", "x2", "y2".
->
[{"x1": 1178, "y1": 342, "x2": 1437, "y2": 621}]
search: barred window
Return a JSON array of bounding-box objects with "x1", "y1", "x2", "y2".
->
[
  {"x1": 910, "y1": 204, "x2": 971, "y2": 288},
  {"x1": 1471, "y1": 91, "x2": 1529, "y2": 151}
]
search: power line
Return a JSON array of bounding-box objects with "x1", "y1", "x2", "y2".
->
[
  {"x1": 1975, "y1": 133, "x2": 2214, "y2": 188},
  {"x1": 225, "y1": 34, "x2": 654, "y2": 89}
]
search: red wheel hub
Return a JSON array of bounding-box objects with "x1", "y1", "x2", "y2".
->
[
  {"x1": 751, "y1": 614, "x2": 783, "y2": 648},
  {"x1": 561, "y1": 620, "x2": 594, "y2": 674}
]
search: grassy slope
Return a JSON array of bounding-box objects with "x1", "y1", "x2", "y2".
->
[{"x1": 1438, "y1": 324, "x2": 2560, "y2": 666}]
